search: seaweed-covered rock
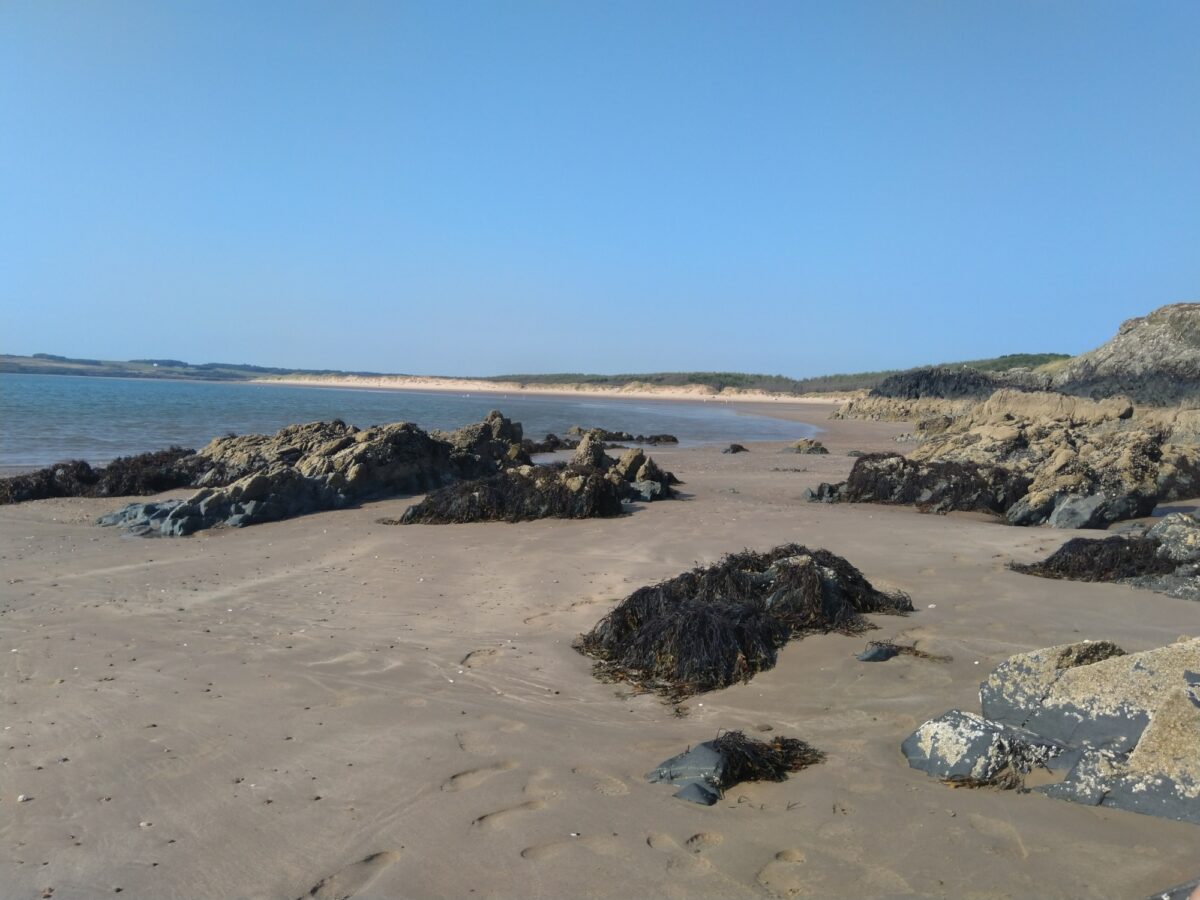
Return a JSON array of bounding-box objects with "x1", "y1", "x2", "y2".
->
[
  {"x1": 646, "y1": 731, "x2": 824, "y2": 805},
  {"x1": 904, "y1": 638, "x2": 1200, "y2": 823},
  {"x1": 788, "y1": 439, "x2": 828, "y2": 455},
  {"x1": 722, "y1": 443, "x2": 748, "y2": 454},
  {"x1": 806, "y1": 453, "x2": 1030, "y2": 516},
  {"x1": 0, "y1": 448, "x2": 208, "y2": 505},
  {"x1": 1013, "y1": 513, "x2": 1200, "y2": 600},
  {"x1": 566, "y1": 426, "x2": 678, "y2": 445},
  {"x1": 576, "y1": 544, "x2": 911, "y2": 697},
  {"x1": 394, "y1": 465, "x2": 623, "y2": 524}
]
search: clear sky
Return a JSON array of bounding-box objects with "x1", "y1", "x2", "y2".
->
[{"x1": 2, "y1": 2, "x2": 1198, "y2": 377}]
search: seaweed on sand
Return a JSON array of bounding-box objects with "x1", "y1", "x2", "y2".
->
[
  {"x1": 1011, "y1": 536, "x2": 1177, "y2": 582},
  {"x1": 711, "y1": 730, "x2": 825, "y2": 790},
  {"x1": 392, "y1": 466, "x2": 624, "y2": 524},
  {"x1": 575, "y1": 544, "x2": 912, "y2": 698},
  {"x1": 0, "y1": 447, "x2": 204, "y2": 505}
]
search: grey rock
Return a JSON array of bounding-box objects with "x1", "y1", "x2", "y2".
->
[
  {"x1": 646, "y1": 742, "x2": 725, "y2": 806},
  {"x1": 901, "y1": 709, "x2": 1065, "y2": 782}
]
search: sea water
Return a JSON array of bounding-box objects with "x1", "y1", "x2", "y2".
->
[{"x1": 0, "y1": 373, "x2": 818, "y2": 467}]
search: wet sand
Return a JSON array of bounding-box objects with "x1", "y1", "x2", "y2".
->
[{"x1": 1, "y1": 406, "x2": 1196, "y2": 899}]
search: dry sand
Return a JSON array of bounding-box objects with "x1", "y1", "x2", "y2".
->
[{"x1": 1, "y1": 403, "x2": 1197, "y2": 899}]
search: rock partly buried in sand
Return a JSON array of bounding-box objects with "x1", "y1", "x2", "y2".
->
[
  {"x1": 393, "y1": 431, "x2": 678, "y2": 524},
  {"x1": 1146, "y1": 875, "x2": 1200, "y2": 900},
  {"x1": 722, "y1": 443, "x2": 748, "y2": 454},
  {"x1": 806, "y1": 453, "x2": 1031, "y2": 517},
  {"x1": 647, "y1": 731, "x2": 824, "y2": 805},
  {"x1": 1012, "y1": 513, "x2": 1200, "y2": 600},
  {"x1": 98, "y1": 412, "x2": 529, "y2": 536},
  {"x1": 0, "y1": 447, "x2": 209, "y2": 505},
  {"x1": 575, "y1": 544, "x2": 912, "y2": 698},
  {"x1": 904, "y1": 638, "x2": 1200, "y2": 823},
  {"x1": 788, "y1": 439, "x2": 828, "y2": 455}
]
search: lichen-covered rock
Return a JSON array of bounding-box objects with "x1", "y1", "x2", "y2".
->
[
  {"x1": 901, "y1": 709, "x2": 1066, "y2": 782},
  {"x1": 904, "y1": 638, "x2": 1200, "y2": 823},
  {"x1": 819, "y1": 387, "x2": 1200, "y2": 528}
]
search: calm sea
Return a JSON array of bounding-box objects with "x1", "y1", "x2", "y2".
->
[{"x1": 0, "y1": 374, "x2": 817, "y2": 468}]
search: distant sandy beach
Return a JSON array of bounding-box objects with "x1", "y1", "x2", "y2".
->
[
  {"x1": 3, "y1": 407, "x2": 1197, "y2": 900},
  {"x1": 253, "y1": 373, "x2": 851, "y2": 406}
]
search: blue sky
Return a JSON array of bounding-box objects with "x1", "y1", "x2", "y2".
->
[{"x1": 2, "y1": 2, "x2": 1197, "y2": 376}]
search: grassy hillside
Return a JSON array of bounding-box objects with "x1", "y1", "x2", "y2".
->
[{"x1": 2, "y1": 352, "x2": 1069, "y2": 394}]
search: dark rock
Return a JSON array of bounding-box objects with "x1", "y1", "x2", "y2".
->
[
  {"x1": 808, "y1": 453, "x2": 1030, "y2": 516},
  {"x1": 722, "y1": 443, "x2": 749, "y2": 454},
  {"x1": 647, "y1": 731, "x2": 824, "y2": 805},
  {"x1": 1, "y1": 448, "x2": 208, "y2": 505},
  {"x1": 872, "y1": 366, "x2": 1001, "y2": 401},
  {"x1": 1145, "y1": 876, "x2": 1200, "y2": 900}
]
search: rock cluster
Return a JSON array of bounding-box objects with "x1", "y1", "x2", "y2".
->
[
  {"x1": 99, "y1": 412, "x2": 529, "y2": 536},
  {"x1": 1013, "y1": 513, "x2": 1200, "y2": 601},
  {"x1": 565, "y1": 426, "x2": 678, "y2": 445},
  {"x1": 788, "y1": 439, "x2": 828, "y2": 455},
  {"x1": 811, "y1": 390, "x2": 1200, "y2": 528},
  {"x1": 903, "y1": 638, "x2": 1200, "y2": 824},
  {"x1": 392, "y1": 429, "x2": 677, "y2": 525}
]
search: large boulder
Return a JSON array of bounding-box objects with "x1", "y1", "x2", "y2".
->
[{"x1": 903, "y1": 638, "x2": 1200, "y2": 823}]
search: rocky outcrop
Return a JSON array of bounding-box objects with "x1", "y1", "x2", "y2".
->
[
  {"x1": 813, "y1": 390, "x2": 1200, "y2": 528},
  {"x1": 391, "y1": 429, "x2": 677, "y2": 525},
  {"x1": 806, "y1": 453, "x2": 1031, "y2": 516},
  {"x1": 566, "y1": 426, "x2": 678, "y2": 445},
  {"x1": 98, "y1": 412, "x2": 531, "y2": 536},
  {"x1": 0, "y1": 448, "x2": 208, "y2": 505},
  {"x1": 1050, "y1": 303, "x2": 1200, "y2": 404},
  {"x1": 1013, "y1": 513, "x2": 1200, "y2": 600},
  {"x1": 903, "y1": 638, "x2": 1200, "y2": 823}
]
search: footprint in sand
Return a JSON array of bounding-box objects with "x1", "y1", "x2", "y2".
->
[
  {"x1": 572, "y1": 766, "x2": 630, "y2": 796},
  {"x1": 520, "y1": 834, "x2": 621, "y2": 861},
  {"x1": 441, "y1": 760, "x2": 518, "y2": 792},
  {"x1": 967, "y1": 812, "x2": 1029, "y2": 859},
  {"x1": 685, "y1": 833, "x2": 724, "y2": 851},
  {"x1": 460, "y1": 649, "x2": 499, "y2": 668},
  {"x1": 646, "y1": 832, "x2": 714, "y2": 876},
  {"x1": 472, "y1": 799, "x2": 548, "y2": 831},
  {"x1": 300, "y1": 850, "x2": 402, "y2": 900},
  {"x1": 756, "y1": 850, "x2": 809, "y2": 898}
]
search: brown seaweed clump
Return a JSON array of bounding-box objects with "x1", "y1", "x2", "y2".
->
[
  {"x1": 711, "y1": 731, "x2": 825, "y2": 790},
  {"x1": 0, "y1": 448, "x2": 205, "y2": 505},
  {"x1": 575, "y1": 544, "x2": 912, "y2": 698},
  {"x1": 1011, "y1": 535, "x2": 1177, "y2": 582}
]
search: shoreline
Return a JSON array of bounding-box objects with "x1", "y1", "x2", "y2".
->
[{"x1": 251, "y1": 373, "x2": 854, "y2": 406}]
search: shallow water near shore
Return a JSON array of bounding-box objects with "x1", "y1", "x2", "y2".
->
[{"x1": 1, "y1": 373, "x2": 818, "y2": 467}]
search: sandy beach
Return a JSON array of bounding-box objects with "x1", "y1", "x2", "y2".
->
[
  {"x1": 2, "y1": 402, "x2": 1197, "y2": 899},
  {"x1": 252, "y1": 374, "x2": 851, "y2": 405}
]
